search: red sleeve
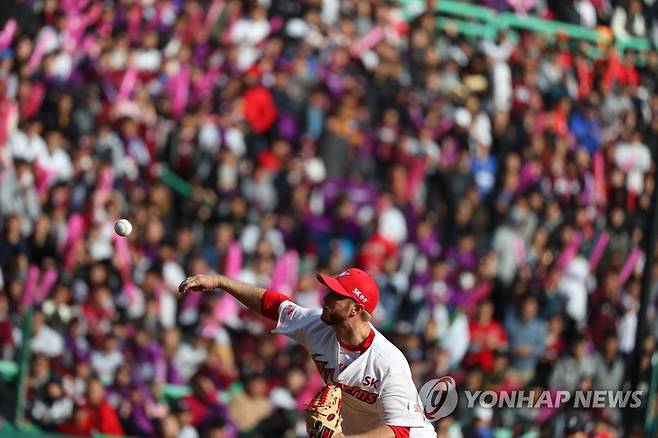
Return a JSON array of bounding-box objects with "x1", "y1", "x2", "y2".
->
[
  {"x1": 387, "y1": 425, "x2": 411, "y2": 438},
  {"x1": 261, "y1": 290, "x2": 291, "y2": 321}
]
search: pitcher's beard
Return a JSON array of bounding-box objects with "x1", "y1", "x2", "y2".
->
[{"x1": 321, "y1": 307, "x2": 341, "y2": 325}]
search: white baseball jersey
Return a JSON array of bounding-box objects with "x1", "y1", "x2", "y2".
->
[{"x1": 272, "y1": 299, "x2": 437, "y2": 437}]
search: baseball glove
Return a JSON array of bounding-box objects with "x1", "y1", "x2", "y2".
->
[{"x1": 305, "y1": 384, "x2": 343, "y2": 438}]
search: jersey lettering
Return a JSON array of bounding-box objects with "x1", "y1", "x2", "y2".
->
[
  {"x1": 334, "y1": 381, "x2": 379, "y2": 404},
  {"x1": 312, "y1": 355, "x2": 336, "y2": 383},
  {"x1": 363, "y1": 376, "x2": 380, "y2": 389}
]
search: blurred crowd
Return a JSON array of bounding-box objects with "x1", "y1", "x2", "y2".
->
[{"x1": 1, "y1": 0, "x2": 658, "y2": 437}]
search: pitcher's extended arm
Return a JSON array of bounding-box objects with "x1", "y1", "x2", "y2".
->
[{"x1": 178, "y1": 274, "x2": 265, "y2": 312}]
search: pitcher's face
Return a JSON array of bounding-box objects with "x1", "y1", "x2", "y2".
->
[{"x1": 321, "y1": 291, "x2": 355, "y2": 326}]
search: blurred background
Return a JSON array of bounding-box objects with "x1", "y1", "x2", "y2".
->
[{"x1": 1, "y1": 0, "x2": 658, "y2": 437}]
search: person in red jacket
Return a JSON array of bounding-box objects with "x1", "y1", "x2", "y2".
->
[
  {"x1": 465, "y1": 300, "x2": 508, "y2": 372},
  {"x1": 84, "y1": 378, "x2": 124, "y2": 436}
]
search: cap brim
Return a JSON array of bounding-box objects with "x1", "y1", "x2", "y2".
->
[{"x1": 316, "y1": 273, "x2": 353, "y2": 300}]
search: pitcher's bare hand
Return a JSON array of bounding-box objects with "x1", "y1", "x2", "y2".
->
[{"x1": 178, "y1": 275, "x2": 219, "y2": 295}]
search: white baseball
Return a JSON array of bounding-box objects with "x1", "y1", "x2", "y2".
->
[{"x1": 114, "y1": 219, "x2": 133, "y2": 237}]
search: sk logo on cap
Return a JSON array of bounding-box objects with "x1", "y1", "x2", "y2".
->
[{"x1": 353, "y1": 288, "x2": 368, "y2": 303}]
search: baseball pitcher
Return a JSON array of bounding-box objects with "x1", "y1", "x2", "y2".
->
[{"x1": 178, "y1": 267, "x2": 437, "y2": 438}]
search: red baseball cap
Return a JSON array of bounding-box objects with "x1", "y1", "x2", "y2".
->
[{"x1": 317, "y1": 268, "x2": 379, "y2": 314}]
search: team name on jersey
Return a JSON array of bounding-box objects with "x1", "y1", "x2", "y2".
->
[
  {"x1": 312, "y1": 355, "x2": 336, "y2": 383},
  {"x1": 312, "y1": 355, "x2": 380, "y2": 404},
  {"x1": 334, "y1": 381, "x2": 379, "y2": 404}
]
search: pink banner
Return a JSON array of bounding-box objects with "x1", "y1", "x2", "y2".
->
[
  {"x1": 123, "y1": 282, "x2": 139, "y2": 306},
  {"x1": 62, "y1": 12, "x2": 85, "y2": 53},
  {"x1": 35, "y1": 267, "x2": 58, "y2": 304},
  {"x1": 27, "y1": 28, "x2": 56, "y2": 75},
  {"x1": 201, "y1": 321, "x2": 219, "y2": 338},
  {"x1": 193, "y1": 68, "x2": 220, "y2": 101},
  {"x1": 213, "y1": 292, "x2": 240, "y2": 325},
  {"x1": 84, "y1": 4, "x2": 103, "y2": 28},
  {"x1": 60, "y1": 213, "x2": 85, "y2": 253},
  {"x1": 118, "y1": 67, "x2": 138, "y2": 100},
  {"x1": 269, "y1": 254, "x2": 288, "y2": 292},
  {"x1": 593, "y1": 151, "x2": 605, "y2": 204},
  {"x1": 350, "y1": 26, "x2": 385, "y2": 57},
  {"x1": 113, "y1": 233, "x2": 138, "y2": 305},
  {"x1": 170, "y1": 67, "x2": 190, "y2": 118},
  {"x1": 91, "y1": 167, "x2": 114, "y2": 213},
  {"x1": 405, "y1": 158, "x2": 427, "y2": 205},
  {"x1": 617, "y1": 246, "x2": 642, "y2": 287},
  {"x1": 204, "y1": 0, "x2": 225, "y2": 29},
  {"x1": 21, "y1": 265, "x2": 40, "y2": 308},
  {"x1": 113, "y1": 232, "x2": 131, "y2": 278},
  {"x1": 35, "y1": 164, "x2": 56, "y2": 197},
  {"x1": 270, "y1": 250, "x2": 299, "y2": 294},
  {"x1": 76, "y1": 0, "x2": 90, "y2": 10},
  {"x1": 225, "y1": 242, "x2": 242, "y2": 278},
  {"x1": 588, "y1": 231, "x2": 609, "y2": 272},
  {"x1": 0, "y1": 19, "x2": 16, "y2": 51},
  {"x1": 98, "y1": 166, "x2": 115, "y2": 193},
  {"x1": 182, "y1": 290, "x2": 203, "y2": 312},
  {"x1": 213, "y1": 242, "x2": 243, "y2": 323},
  {"x1": 556, "y1": 232, "x2": 582, "y2": 271},
  {"x1": 60, "y1": 0, "x2": 77, "y2": 12},
  {"x1": 284, "y1": 251, "x2": 299, "y2": 293}
]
